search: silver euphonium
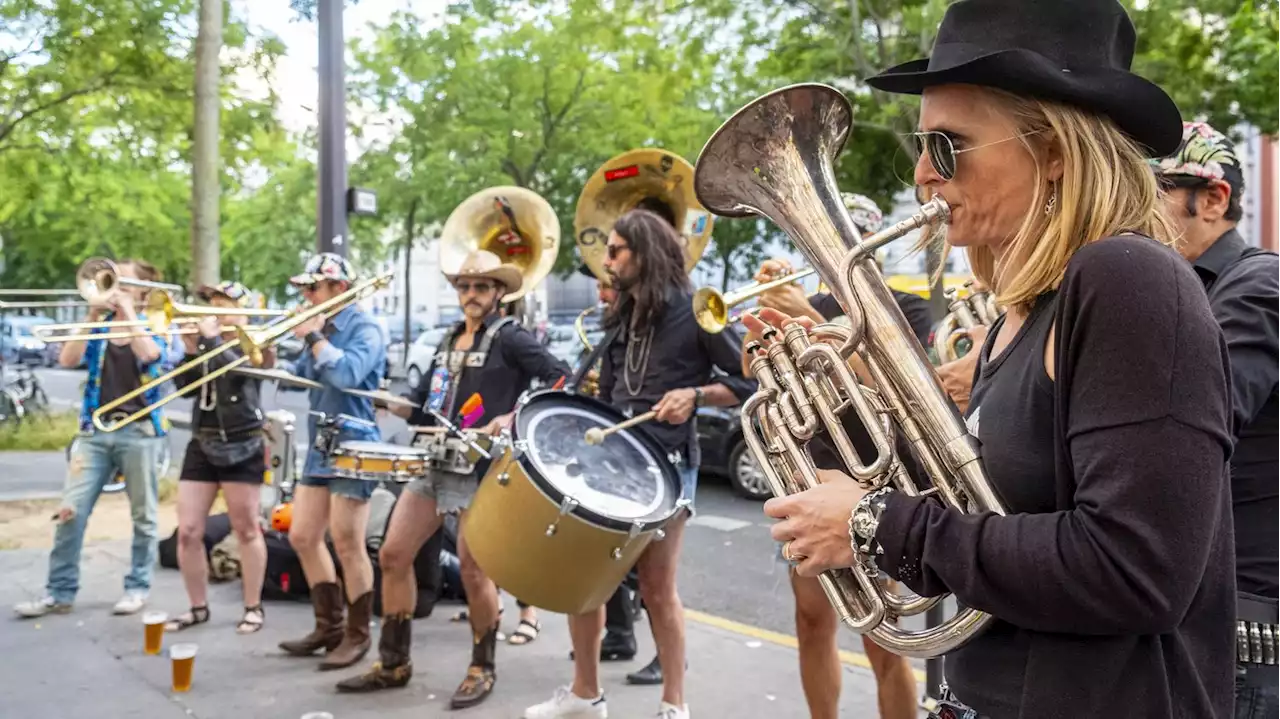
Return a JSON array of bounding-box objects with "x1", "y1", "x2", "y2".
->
[
  {"x1": 693, "y1": 83, "x2": 1006, "y2": 659},
  {"x1": 933, "y1": 281, "x2": 1002, "y2": 363}
]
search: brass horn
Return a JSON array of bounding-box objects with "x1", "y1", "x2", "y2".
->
[
  {"x1": 574, "y1": 149, "x2": 715, "y2": 285},
  {"x1": 692, "y1": 267, "x2": 815, "y2": 334},
  {"x1": 439, "y1": 186, "x2": 560, "y2": 303},
  {"x1": 75, "y1": 257, "x2": 185, "y2": 304},
  {"x1": 694, "y1": 83, "x2": 1006, "y2": 659},
  {"x1": 932, "y1": 283, "x2": 1001, "y2": 363}
]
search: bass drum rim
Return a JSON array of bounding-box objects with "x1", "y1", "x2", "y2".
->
[{"x1": 508, "y1": 389, "x2": 685, "y2": 534}]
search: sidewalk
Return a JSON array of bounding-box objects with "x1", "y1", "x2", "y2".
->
[{"x1": 0, "y1": 541, "x2": 900, "y2": 718}]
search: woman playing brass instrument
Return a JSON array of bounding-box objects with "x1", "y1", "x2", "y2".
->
[{"x1": 750, "y1": 1, "x2": 1235, "y2": 717}]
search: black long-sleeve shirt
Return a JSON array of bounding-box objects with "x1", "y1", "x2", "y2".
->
[
  {"x1": 876, "y1": 236, "x2": 1236, "y2": 718},
  {"x1": 598, "y1": 287, "x2": 757, "y2": 466},
  {"x1": 1193, "y1": 229, "x2": 1279, "y2": 600},
  {"x1": 406, "y1": 314, "x2": 570, "y2": 429}
]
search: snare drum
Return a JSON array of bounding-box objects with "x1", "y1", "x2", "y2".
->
[
  {"x1": 462, "y1": 390, "x2": 686, "y2": 615},
  {"x1": 330, "y1": 441, "x2": 429, "y2": 483}
]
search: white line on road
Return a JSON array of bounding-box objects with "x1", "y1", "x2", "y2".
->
[{"x1": 687, "y1": 514, "x2": 753, "y2": 532}]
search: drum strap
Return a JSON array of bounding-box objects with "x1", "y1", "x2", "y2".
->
[{"x1": 569, "y1": 325, "x2": 622, "y2": 395}]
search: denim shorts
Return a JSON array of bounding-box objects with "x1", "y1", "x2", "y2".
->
[
  {"x1": 299, "y1": 443, "x2": 378, "y2": 501},
  {"x1": 679, "y1": 465, "x2": 699, "y2": 517},
  {"x1": 406, "y1": 469, "x2": 476, "y2": 515}
]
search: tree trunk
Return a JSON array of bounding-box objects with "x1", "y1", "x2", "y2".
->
[
  {"x1": 190, "y1": 0, "x2": 222, "y2": 290},
  {"x1": 401, "y1": 197, "x2": 419, "y2": 368}
]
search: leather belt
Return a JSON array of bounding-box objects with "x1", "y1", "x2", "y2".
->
[{"x1": 1237, "y1": 593, "x2": 1279, "y2": 666}]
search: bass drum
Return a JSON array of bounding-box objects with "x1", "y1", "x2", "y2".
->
[{"x1": 463, "y1": 390, "x2": 686, "y2": 615}]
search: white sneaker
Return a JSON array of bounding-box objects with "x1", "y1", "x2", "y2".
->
[
  {"x1": 111, "y1": 591, "x2": 147, "y2": 615},
  {"x1": 14, "y1": 596, "x2": 73, "y2": 618},
  {"x1": 657, "y1": 702, "x2": 690, "y2": 719},
  {"x1": 523, "y1": 685, "x2": 608, "y2": 718}
]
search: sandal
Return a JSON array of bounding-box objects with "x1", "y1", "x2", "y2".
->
[
  {"x1": 236, "y1": 604, "x2": 265, "y2": 635},
  {"x1": 507, "y1": 618, "x2": 541, "y2": 646},
  {"x1": 165, "y1": 605, "x2": 210, "y2": 632}
]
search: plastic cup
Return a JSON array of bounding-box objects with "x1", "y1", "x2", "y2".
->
[
  {"x1": 169, "y1": 643, "x2": 198, "y2": 693},
  {"x1": 142, "y1": 611, "x2": 167, "y2": 656}
]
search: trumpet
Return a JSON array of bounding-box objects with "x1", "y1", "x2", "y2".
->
[
  {"x1": 76, "y1": 257, "x2": 185, "y2": 304},
  {"x1": 692, "y1": 268, "x2": 814, "y2": 334},
  {"x1": 91, "y1": 271, "x2": 395, "y2": 433},
  {"x1": 694, "y1": 83, "x2": 1005, "y2": 659}
]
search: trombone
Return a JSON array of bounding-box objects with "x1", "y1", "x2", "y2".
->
[
  {"x1": 692, "y1": 268, "x2": 814, "y2": 334},
  {"x1": 37, "y1": 324, "x2": 249, "y2": 344},
  {"x1": 92, "y1": 271, "x2": 395, "y2": 433},
  {"x1": 76, "y1": 257, "x2": 185, "y2": 304},
  {"x1": 0, "y1": 289, "x2": 88, "y2": 311}
]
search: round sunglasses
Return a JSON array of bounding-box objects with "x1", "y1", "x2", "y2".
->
[{"x1": 911, "y1": 130, "x2": 1037, "y2": 182}]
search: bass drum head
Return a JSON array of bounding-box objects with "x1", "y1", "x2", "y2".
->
[{"x1": 514, "y1": 391, "x2": 682, "y2": 532}]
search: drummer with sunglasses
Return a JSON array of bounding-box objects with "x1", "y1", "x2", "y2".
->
[{"x1": 337, "y1": 249, "x2": 570, "y2": 710}]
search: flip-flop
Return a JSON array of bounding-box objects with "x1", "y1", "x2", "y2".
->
[{"x1": 507, "y1": 618, "x2": 541, "y2": 645}]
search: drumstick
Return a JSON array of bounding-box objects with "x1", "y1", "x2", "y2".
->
[{"x1": 584, "y1": 410, "x2": 657, "y2": 446}]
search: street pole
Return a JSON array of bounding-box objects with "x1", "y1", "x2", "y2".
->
[
  {"x1": 317, "y1": 0, "x2": 348, "y2": 256},
  {"x1": 191, "y1": 0, "x2": 222, "y2": 289}
]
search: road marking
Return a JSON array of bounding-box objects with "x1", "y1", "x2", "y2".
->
[
  {"x1": 684, "y1": 608, "x2": 928, "y2": 683},
  {"x1": 686, "y1": 514, "x2": 752, "y2": 532}
]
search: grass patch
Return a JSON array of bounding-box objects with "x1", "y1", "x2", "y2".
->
[{"x1": 0, "y1": 411, "x2": 79, "y2": 452}]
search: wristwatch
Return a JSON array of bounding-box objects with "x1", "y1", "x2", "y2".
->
[
  {"x1": 849, "y1": 486, "x2": 895, "y2": 557},
  {"x1": 304, "y1": 330, "x2": 325, "y2": 348},
  {"x1": 693, "y1": 387, "x2": 706, "y2": 408}
]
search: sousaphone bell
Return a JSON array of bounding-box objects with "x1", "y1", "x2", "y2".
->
[
  {"x1": 439, "y1": 186, "x2": 561, "y2": 302},
  {"x1": 574, "y1": 149, "x2": 715, "y2": 284}
]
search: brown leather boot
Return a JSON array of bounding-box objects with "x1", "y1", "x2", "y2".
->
[
  {"x1": 449, "y1": 622, "x2": 499, "y2": 709},
  {"x1": 334, "y1": 613, "x2": 414, "y2": 693},
  {"x1": 278, "y1": 582, "x2": 344, "y2": 657},
  {"x1": 319, "y1": 591, "x2": 373, "y2": 671}
]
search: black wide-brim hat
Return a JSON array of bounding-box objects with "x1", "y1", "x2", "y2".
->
[{"x1": 867, "y1": 0, "x2": 1182, "y2": 157}]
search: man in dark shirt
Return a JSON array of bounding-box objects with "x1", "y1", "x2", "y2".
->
[
  {"x1": 1153, "y1": 122, "x2": 1279, "y2": 717},
  {"x1": 15, "y1": 258, "x2": 171, "y2": 620},
  {"x1": 747, "y1": 193, "x2": 925, "y2": 719},
  {"x1": 524, "y1": 209, "x2": 755, "y2": 719},
  {"x1": 337, "y1": 249, "x2": 569, "y2": 710}
]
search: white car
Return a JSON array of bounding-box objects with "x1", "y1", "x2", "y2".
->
[{"x1": 403, "y1": 327, "x2": 449, "y2": 390}]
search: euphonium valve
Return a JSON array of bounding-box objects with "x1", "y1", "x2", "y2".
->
[{"x1": 694, "y1": 82, "x2": 1006, "y2": 659}]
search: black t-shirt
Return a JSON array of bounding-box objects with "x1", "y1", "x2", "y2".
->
[{"x1": 99, "y1": 343, "x2": 145, "y2": 418}]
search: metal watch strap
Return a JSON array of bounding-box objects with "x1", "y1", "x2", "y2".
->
[
  {"x1": 693, "y1": 387, "x2": 706, "y2": 407},
  {"x1": 849, "y1": 486, "x2": 894, "y2": 557}
]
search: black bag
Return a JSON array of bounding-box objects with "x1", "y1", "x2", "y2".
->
[
  {"x1": 261, "y1": 528, "x2": 316, "y2": 602},
  {"x1": 158, "y1": 513, "x2": 232, "y2": 570},
  {"x1": 196, "y1": 432, "x2": 264, "y2": 468}
]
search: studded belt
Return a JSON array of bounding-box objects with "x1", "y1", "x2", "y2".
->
[{"x1": 1238, "y1": 593, "x2": 1279, "y2": 666}]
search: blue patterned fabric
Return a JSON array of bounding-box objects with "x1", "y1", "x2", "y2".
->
[{"x1": 79, "y1": 311, "x2": 172, "y2": 436}]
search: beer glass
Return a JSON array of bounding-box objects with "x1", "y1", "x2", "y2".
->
[
  {"x1": 142, "y1": 612, "x2": 167, "y2": 655},
  {"x1": 170, "y1": 643, "x2": 198, "y2": 693}
]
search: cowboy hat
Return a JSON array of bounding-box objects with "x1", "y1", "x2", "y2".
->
[
  {"x1": 445, "y1": 250, "x2": 524, "y2": 298},
  {"x1": 866, "y1": 0, "x2": 1182, "y2": 157}
]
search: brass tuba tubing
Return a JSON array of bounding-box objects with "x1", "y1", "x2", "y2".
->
[
  {"x1": 91, "y1": 272, "x2": 394, "y2": 433},
  {"x1": 692, "y1": 268, "x2": 814, "y2": 334},
  {"x1": 694, "y1": 82, "x2": 1007, "y2": 659}
]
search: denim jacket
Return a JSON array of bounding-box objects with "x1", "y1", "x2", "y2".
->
[
  {"x1": 292, "y1": 305, "x2": 387, "y2": 478},
  {"x1": 80, "y1": 311, "x2": 172, "y2": 436}
]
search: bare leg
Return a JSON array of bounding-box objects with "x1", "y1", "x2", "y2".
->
[
  {"x1": 175, "y1": 481, "x2": 220, "y2": 609},
  {"x1": 569, "y1": 607, "x2": 606, "y2": 699},
  {"x1": 792, "y1": 571, "x2": 841, "y2": 719},
  {"x1": 328, "y1": 494, "x2": 372, "y2": 601},
  {"x1": 636, "y1": 513, "x2": 688, "y2": 708},
  {"x1": 456, "y1": 516, "x2": 501, "y2": 638},
  {"x1": 862, "y1": 635, "x2": 918, "y2": 719},
  {"x1": 378, "y1": 490, "x2": 443, "y2": 615},
  {"x1": 221, "y1": 483, "x2": 266, "y2": 610},
  {"x1": 287, "y1": 484, "x2": 334, "y2": 586}
]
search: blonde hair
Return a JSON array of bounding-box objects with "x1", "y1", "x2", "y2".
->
[{"x1": 961, "y1": 90, "x2": 1174, "y2": 314}]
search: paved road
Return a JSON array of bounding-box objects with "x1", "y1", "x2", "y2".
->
[{"x1": 19, "y1": 367, "x2": 940, "y2": 670}]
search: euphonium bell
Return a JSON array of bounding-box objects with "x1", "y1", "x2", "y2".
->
[{"x1": 694, "y1": 83, "x2": 1006, "y2": 659}]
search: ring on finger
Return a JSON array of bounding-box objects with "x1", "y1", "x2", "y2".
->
[{"x1": 782, "y1": 541, "x2": 805, "y2": 564}]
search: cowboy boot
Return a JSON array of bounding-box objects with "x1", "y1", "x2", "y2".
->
[
  {"x1": 450, "y1": 622, "x2": 499, "y2": 709},
  {"x1": 319, "y1": 591, "x2": 373, "y2": 671},
  {"x1": 334, "y1": 613, "x2": 414, "y2": 692},
  {"x1": 279, "y1": 582, "x2": 344, "y2": 657}
]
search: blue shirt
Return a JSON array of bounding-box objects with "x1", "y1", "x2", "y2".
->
[
  {"x1": 294, "y1": 305, "x2": 387, "y2": 478},
  {"x1": 80, "y1": 311, "x2": 172, "y2": 436}
]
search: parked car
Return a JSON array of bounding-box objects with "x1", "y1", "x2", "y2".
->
[
  {"x1": 403, "y1": 326, "x2": 450, "y2": 390},
  {"x1": 1, "y1": 315, "x2": 55, "y2": 366}
]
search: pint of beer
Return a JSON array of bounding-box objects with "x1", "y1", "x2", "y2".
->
[
  {"x1": 170, "y1": 643, "x2": 198, "y2": 693},
  {"x1": 142, "y1": 612, "x2": 167, "y2": 655}
]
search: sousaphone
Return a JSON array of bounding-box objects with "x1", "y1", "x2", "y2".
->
[
  {"x1": 574, "y1": 149, "x2": 715, "y2": 284},
  {"x1": 439, "y1": 186, "x2": 560, "y2": 302}
]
